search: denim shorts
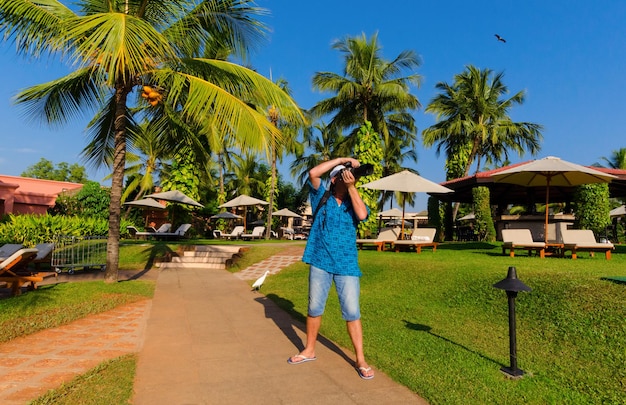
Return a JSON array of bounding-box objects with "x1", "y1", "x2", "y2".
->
[{"x1": 308, "y1": 265, "x2": 360, "y2": 321}]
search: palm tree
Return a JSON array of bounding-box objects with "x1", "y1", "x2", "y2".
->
[
  {"x1": 310, "y1": 32, "x2": 421, "y2": 156},
  {"x1": 423, "y1": 65, "x2": 543, "y2": 179},
  {"x1": 0, "y1": 0, "x2": 303, "y2": 281},
  {"x1": 290, "y1": 122, "x2": 345, "y2": 185},
  {"x1": 596, "y1": 147, "x2": 626, "y2": 169}
]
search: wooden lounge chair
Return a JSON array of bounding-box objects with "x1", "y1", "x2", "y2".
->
[
  {"x1": 394, "y1": 228, "x2": 438, "y2": 253},
  {"x1": 241, "y1": 226, "x2": 265, "y2": 241},
  {"x1": 32, "y1": 243, "x2": 55, "y2": 269},
  {"x1": 0, "y1": 244, "x2": 24, "y2": 261},
  {"x1": 220, "y1": 226, "x2": 245, "y2": 240},
  {"x1": 561, "y1": 229, "x2": 614, "y2": 259},
  {"x1": 0, "y1": 248, "x2": 57, "y2": 296},
  {"x1": 155, "y1": 224, "x2": 192, "y2": 240},
  {"x1": 356, "y1": 227, "x2": 400, "y2": 251},
  {"x1": 501, "y1": 229, "x2": 546, "y2": 258},
  {"x1": 127, "y1": 223, "x2": 172, "y2": 239}
]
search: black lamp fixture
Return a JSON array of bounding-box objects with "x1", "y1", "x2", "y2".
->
[{"x1": 493, "y1": 266, "x2": 531, "y2": 379}]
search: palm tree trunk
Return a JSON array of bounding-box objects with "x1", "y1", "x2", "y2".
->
[{"x1": 105, "y1": 83, "x2": 130, "y2": 283}]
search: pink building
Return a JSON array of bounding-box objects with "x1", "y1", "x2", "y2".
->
[{"x1": 0, "y1": 175, "x2": 83, "y2": 216}]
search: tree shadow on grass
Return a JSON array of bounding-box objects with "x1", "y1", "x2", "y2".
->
[
  {"x1": 254, "y1": 293, "x2": 354, "y2": 366},
  {"x1": 402, "y1": 319, "x2": 505, "y2": 368}
]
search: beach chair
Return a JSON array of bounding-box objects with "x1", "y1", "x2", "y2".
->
[
  {"x1": 501, "y1": 229, "x2": 546, "y2": 258},
  {"x1": 0, "y1": 244, "x2": 24, "y2": 261},
  {"x1": 32, "y1": 243, "x2": 55, "y2": 269},
  {"x1": 241, "y1": 226, "x2": 265, "y2": 240},
  {"x1": 127, "y1": 223, "x2": 172, "y2": 239},
  {"x1": 0, "y1": 248, "x2": 56, "y2": 296},
  {"x1": 561, "y1": 229, "x2": 614, "y2": 259},
  {"x1": 155, "y1": 224, "x2": 192, "y2": 240},
  {"x1": 356, "y1": 227, "x2": 400, "y2": 251},
  {"x1": 394, "y1": 228, "x2": 438, "y2": 253},
  {"x1": 220, "y1": 226, "x2": 245, "y2": 240}
]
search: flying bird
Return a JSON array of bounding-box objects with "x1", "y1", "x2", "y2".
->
[
  {"x1": 495, "y1": 34, "x2": 506, "y2": 43},
  {"x1": 252, "y1": 271, "x2": 270, "y2": 291}
]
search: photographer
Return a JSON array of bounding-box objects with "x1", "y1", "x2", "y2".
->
[{"x1": 287, "y1": 157, "x2": 374, "y2": 380}]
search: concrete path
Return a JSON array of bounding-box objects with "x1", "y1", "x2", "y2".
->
[{"x1": 132, "y1": 264, "x2": 426, "y2": 404}]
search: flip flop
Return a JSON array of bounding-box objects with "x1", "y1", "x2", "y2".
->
[
  {"x1": 287, "y1": 354, "x2": 317, "y2": 365},
  {"x1": 355, "y1": 366, "x2": 374, "y2": 380}
]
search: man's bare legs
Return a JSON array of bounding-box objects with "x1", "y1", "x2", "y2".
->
[
  {"x1": 289, "y1": 316, "x2": 374, "y2": 378},
  {"x1": 347, "y1": 319, "x2": 374, "y2": 378},
  {"x1": 288, "y1": 315, "x2": 320, "y2": 362}
]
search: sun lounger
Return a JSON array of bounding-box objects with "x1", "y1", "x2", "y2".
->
[
  {"x1": 0, "y1": 244, "x2": 24, "y2": 261},
  {"x1": 0, "y1": 248, "x2": 57, "y2": 296},
  {"x1": 501, "y1": 229, "x2": 546, "y2": 258},
  {"x1": 32, "y1": 243, "x2": 55, "y2": 269},
  {"x1": 394, "y1": 228, "x2": 438, "y2": 253},
  {"x1": 502, "y1": 229, "x2": 546, "y2": 258},
  {"x1": 356, "y1": 227, "x2": 400, "y2": 251},
  {"x1": 220, "y1": 226, "x2": 245, "y2": 240},
  {"x1": 154, "y1": 224, "x2": 192, "y2": 240},
  {"x1": 241, "y1": 226, "x2": 265, "y2": 240},
  {"x1": 561, "y1": 229, "x2": 614, "y2": 259},
  {"x1": 127, "y1": 223, "x2": 172, "y2": 239}
]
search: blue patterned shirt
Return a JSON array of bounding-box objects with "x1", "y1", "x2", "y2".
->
[{"x1": 302, "y1": 179, "x2": 369, "y2": 276}]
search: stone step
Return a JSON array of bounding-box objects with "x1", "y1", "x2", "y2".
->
[
  {"x1": 172, "y1": 256, "x2": 230, "y2": 264},
  {"x1": 193, "y1": 245, "x2": 245, "y2": 254},
  {"x1": 158, "y1": 262, "x2": 225, "y2": 270},
  {"x1": 183, "y1": 251, "x2": 235, "y2": 258}
]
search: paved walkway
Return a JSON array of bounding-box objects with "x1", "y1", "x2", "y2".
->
[
  {"x1": 0, "y1": 300, "x2": 150, "y2": 404},
  {"x1": 0, "y1": 246, "x2": 427, "y2": 404}
]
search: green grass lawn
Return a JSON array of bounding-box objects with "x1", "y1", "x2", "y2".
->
[
  {"x1": 265, "y1": 242, "x2": 626, "y2": 404},
  {"x1": 18, "y1": 240, "x2": 626, "y2": 404}
]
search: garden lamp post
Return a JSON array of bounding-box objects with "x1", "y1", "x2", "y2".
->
[{"x1": 493, "y1": 266, "x2": 532, "y2": 378}]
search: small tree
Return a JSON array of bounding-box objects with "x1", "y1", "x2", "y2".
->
[
  {"x1": 427, "y1": 196, "x2": 444, "y2": 242},
  {"x1": 353, "y1": 121, "x2": 384, "y2": 237},
  {"x1": 574, "y1": 183, "x2": 611, "y2": 235},
  {"x1": 50, "y1": 181, "x2": 110, "y2": 221},
  {"x1": 472, "y1": 186, "x2": 496, "y2": 242}
]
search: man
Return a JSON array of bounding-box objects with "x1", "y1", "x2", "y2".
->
[{"x1": 287, "y1": 157, "x2": 374, "y2": 380}]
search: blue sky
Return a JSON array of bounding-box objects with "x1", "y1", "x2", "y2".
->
[{"x1": 1, "y1": 1, "x2": 625, "y2": 210}]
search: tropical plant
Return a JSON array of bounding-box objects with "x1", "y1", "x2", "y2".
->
[
  {"x1": 290, "y1": 122, "x2": 345, "y2": 186},
  {"x1": 0, "y1": 0, "x2": 304, "y2": 281},
  {"x1": 574, "y1": 183, "x2": 611, "y2": 235},
  {"x1": 596, "y1": 147, "x2": 626, "y2": 170},
  {"x1": 472, "y1": 186, "x2": 496, "y2": 241},
  {"x1": 352, "y1": 121, "x2": 384, "y2": 237},
  {"x1": 423, "y1": 65, "x2": 543, "y2": 179},
  {"x1": 310, "y1": 32, "x2": 421, "y2": 163}
]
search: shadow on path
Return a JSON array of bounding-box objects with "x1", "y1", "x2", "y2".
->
[{"x1": 256, "y1": 294, "x2": 354, "y2": 366}]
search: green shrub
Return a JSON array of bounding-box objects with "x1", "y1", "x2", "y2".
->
[
  {"x1": 574, "y1": 183, "x2": 611, "y2": 235},
  {"x1": 0, "y1": 214, "x2": 133, "y2": 246},
  {"x1": 473, "y1": 186, "x2": 496, "y2": 241}
]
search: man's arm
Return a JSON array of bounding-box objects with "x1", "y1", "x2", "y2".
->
[
  {"x1": 341, "y1": 170, "x2": 368, "y2": 221},
  {"x1": 309, "y1": 157, "x2": 360, "y2": 190}
]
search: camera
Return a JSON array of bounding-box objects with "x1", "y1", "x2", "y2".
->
[{"x1": 342, "y1": 162, "x2": 374, "y2": 178}]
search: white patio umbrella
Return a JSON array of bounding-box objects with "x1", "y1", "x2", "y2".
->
[
  {"x1": 609, "y1": 205, "x2": 625, "y2": 217},
  {"x1": 361, "y1": 170, "x2": 454, "y2": 238},
  {"x1": 210, "y1": 211, "x2": 242, "y2": 220},
  {"x1": 145, "y1": 190, "x2": 204, "y2": 208},
  {"x1": 123, "y1": 198, "x2": 166, "y2": 227},
  {"x1": 377, "y1": 207, "x2": 404, "y2": 219},
  {"x1": 271, "y1": 208, "x2": 302, "y2": 218},
  {"x1": 219, "y1": 194, "x2": 269, "y2": 229},
  {"x1": 491, "y1": 156, "x2": 617, "y2": 242},
  {"x1": 123, "y1": 198, "x2": 166, "y2": 210}
]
